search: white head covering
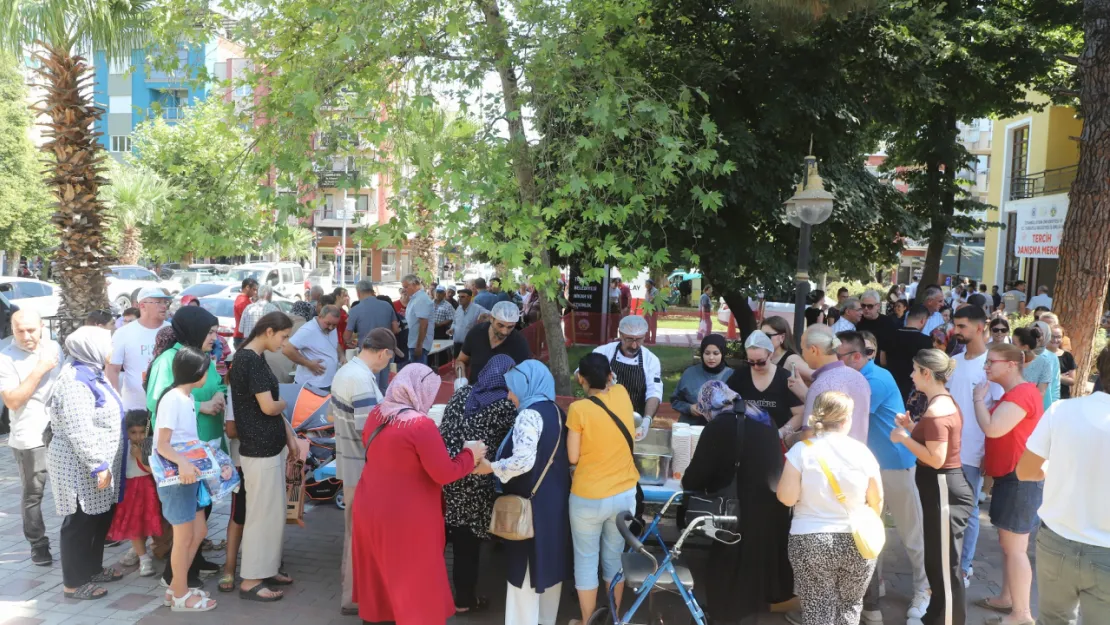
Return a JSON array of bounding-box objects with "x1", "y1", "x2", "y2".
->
[
  {"x1": 744, "y1": 329, "x2": 775, "y2": 353},
  {"x1": 618, "y1": 315, "x2": 648, "y2": 336},
  {"x1": 65, "y1": 326, "x2": 113, "y2": 368},
  {"x1": 491, "y1": 301, "x2": 521, "y2": 323}
]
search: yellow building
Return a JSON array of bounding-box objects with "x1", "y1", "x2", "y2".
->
[{"x1": 982, "y1": 95, "x2": 1082, "y2": 293}]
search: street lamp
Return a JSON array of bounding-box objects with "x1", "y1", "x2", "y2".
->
[{"x1": 785, "y1": 153, "x2": 835, "y2": 335}]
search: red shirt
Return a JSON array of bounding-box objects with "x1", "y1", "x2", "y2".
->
[
  {"x1": 233, "y1": 293, "x2": 252, "y2": 338},
  {"x1": 338, "y1": 309, "x2": 349, "y2": 351},
  {"x1": 983, "y1": 382, "x2": 1044, "y2": 477}
]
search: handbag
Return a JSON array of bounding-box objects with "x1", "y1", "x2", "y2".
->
[
  {"x1": 488, "y1": 407, "x2": 563, "y2": 540},
  {"x1": 803, "y1": 439, "x2": 886, "y2": 559},
  {"x1": 685, "y1": 411, "x2": 745, "y2": 523}
]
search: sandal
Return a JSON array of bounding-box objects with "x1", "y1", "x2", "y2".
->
[
  {"x1": 239, "y1": 583, "x2": 283, "y2": 602},
  {"x1": 455, "y1": 597, "x2": 489, "y2": 614},
  {"x1": 263, "y1": 573, "x2": 294, "y2": 586},
  {"x1": 201, "y1": 539, "x2": 227, "y2": 552},
  {"x1": 218, "y1": 573, "x2": 236, "y2": 593},
  {"x1": 63, "y1": 583, "x2": 107, "y2": 600},
  {"x1": 89, "y1": 567, "x2": 123, "y2": 583},
  {"x1": 976, "y1": 597, "x2": 1013, "y2": 613},
  {"x1": 163, "y1": 588, "x2": 210, "y2": 606},
  {"x1": 169, "y1": 588, "x2": 216, "y2": 612}
]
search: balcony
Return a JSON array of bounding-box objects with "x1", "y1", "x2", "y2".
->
[
  {"x1": 1010, "y1": 165, "x2": 1078, "y2": 201},
  {"x1": 313, "y1": 208, "x2": 376, "y2": 228},
  {"x1": 146, "y1": 106, "x2": 186, "y2": 121}
]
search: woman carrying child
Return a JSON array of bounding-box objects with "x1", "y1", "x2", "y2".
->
[{"x1": 105, "y1": 409, "x2": 163, "y2": 577}]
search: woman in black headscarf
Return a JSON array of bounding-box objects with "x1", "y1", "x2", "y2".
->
[{"x1": 670, "y1": 334, "x2": 734, "y2": 424}]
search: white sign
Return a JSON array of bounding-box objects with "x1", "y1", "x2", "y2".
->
[
  {"x1": 1013, "y1": 194, "x2": 1068, "y2": 259},
  {"x1": 334, "y1": 245, "x2": 344, "y2": 257}
]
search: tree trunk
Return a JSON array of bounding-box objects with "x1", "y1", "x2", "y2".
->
[
  {"x1": 120, "y1": 226, "x2": 142, "y2": 265},
  {"x1": 6, "y1": 250, "x2": 20, "y2": 276},
  {"x1": 722, "y1": 291, "x2": 756, "y2": 342},
  {"x1": 1053, "y1": 0, "x2": 1110, "y2": 397},
  {"x1": 479, "y1": 0, "x2": 573, "y2": 395},
  {"x1": 34, "y1": 44, "x2": 111, "y2": 341},
  {"x1": 920, "y1": 159, "x2": 945, "y2": 288}
]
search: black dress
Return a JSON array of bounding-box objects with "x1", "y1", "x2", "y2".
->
[
  {"x1": 682, "y1": 410, "x2": 793, "y2": 623},
  {"x1": 727, "y1": 365, "x2": 802, "y2": 428}
]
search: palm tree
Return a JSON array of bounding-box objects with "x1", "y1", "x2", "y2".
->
[
  {"x1": 101, "y1": 159, "x2": 174, "y2": 264},
  {"x1": 0, "y1": 0, "x2": 149, "y2": 335}
]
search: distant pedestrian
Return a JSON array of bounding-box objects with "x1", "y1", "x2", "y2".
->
[
  {"x1": 232, "y1": 278, "x2": 259, "y2": 349},
  {"x1": 345, "y1": 280, "x2": 400, "y2": 392}
]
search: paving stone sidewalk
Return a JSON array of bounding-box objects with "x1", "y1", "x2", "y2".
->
[{"x1": 0, "y1": 434, "x2": 1035, "y2": 625}]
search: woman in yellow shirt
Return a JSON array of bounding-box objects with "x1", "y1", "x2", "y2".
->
[{"x1": 566, "y1": 353, "x2": 640, "y2": 625}]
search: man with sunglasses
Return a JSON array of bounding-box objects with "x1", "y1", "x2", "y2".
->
[
  {"x1": 946, "y1": 304, "x2": 1005, "y2": 589},
  {"x1": 455, "y1": 301, "x2": 531, "y2": 382},
  {"x1": 107, "y1": 286, "x2": 171, "y2": 410},
  {"x1": 591, "y1": 315, "x2": 662, "y2": 426},
  {"x1": 856, "y1": 290, "x2": 896, "y2": 366},
  {"x1": 837, "y1": 331, "x2": 930, "y2": 623}
]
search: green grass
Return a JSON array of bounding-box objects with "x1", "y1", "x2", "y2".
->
[
  {"x1": 564, "y1": 345, "x2": 695, "y2": 400},
  {"x1": 655, "y1": 316, "x2": 730, "y2": 332}
]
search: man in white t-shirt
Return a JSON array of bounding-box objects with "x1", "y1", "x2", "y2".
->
[
  {"x1": 108, "y1": 286, "x2": 171, "y2": 410},
  {"x1": 1017, "y1": 346, "x2": 1110, "y2": 625},
  {"x1": 946, "y1": 305, "x2": 1003, "y2": 586},
  {"x1": 283, "y1": 305, "x2": 343, "y2": 390},
  {"x1": 906, "y1": 276, "x2": 920, "y2": 302},
  {"x1": 920, "y1": 286, "x2": 946, "y2": 336},
  {"x1": 330, "y1": 328, "x2": 401, "y2": 614},
  {"x1": 1026, "y1": 285, "x2": 1053, "y2": 311},
  {"x1": 0, "y1": 310, "x2": 63, "y2": 566}
]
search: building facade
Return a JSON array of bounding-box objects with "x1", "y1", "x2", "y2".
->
[{"x1": 981, "y1": 96, "x2": 1081, "y2": 294}]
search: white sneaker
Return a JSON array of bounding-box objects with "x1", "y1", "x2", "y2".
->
[
  {"x1": 783, "y1": 610, "x2": 804, "y2": 625},
  {"x1": 962, "y1": 566, "x2": 973, "y2": 589},
  {"x1": 860, "y1": 609, "x2": 883, "y2": 623},
  {"x1": 139, "y1": 557, "x2": 156, "y2": 577},
  {"x1": 907, "y1": 591, "x2": 930, "y2": 619},
  {"x1": 907, "y1": 618, "x2": 924, "y2": 625},
  {"x1": 120, "y1": 547, "x2": 139, "y2": 567}
]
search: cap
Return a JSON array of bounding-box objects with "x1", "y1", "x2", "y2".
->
[
  {"x1": 618, "y1": 315, "x2": 648, "y2": 336},
  {"x1": 363, "y1": 328, "x2": 405, "y2": 358},
  {"x1": 136, "y1": 286, "x2": 172, "y2": 301},
  {"x1": 435, "y1": 285, "x2": 446, "y2": 293},
  {"x1": 744, "y1": 329, "x2": 775, "y2": 352},
  {"x1": 491, "y1": 301, "x2": 520, "y2": 323}
]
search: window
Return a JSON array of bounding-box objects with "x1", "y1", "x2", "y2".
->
[
  {"x1": 109, "y1": 95, "x2": 132, "y2": 114},
  {"x1": 1010, "y1": 126, "x2": 1029, "y2": 177},
  {"x1": 280, "y1": 268, "x2": 293, "y2": 283},
  {"x1": 134, "y1": 269, "x2": 159, "y2": 281},
  {"x1": 292, "y1": 266, "x2": 304, "y2": 283},
  {"x1": 266, "y1": 270, "x2": 279, "y2": 286},
  {"x1": 110, "y1": 135, "x2": 132, "y2": 153}
]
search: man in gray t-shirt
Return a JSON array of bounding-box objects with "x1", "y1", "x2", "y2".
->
[{"x1": 344, "y1": 280, "x2": 400, "y2": 391}]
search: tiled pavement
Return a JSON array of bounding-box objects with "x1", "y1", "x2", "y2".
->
[{"x1": 1, "y1": 434, "x2": 1036, "y2": 625}]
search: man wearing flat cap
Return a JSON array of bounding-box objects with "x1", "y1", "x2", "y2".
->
[{"x1": 455, "y1": 301, "x2": 532, "y2": 380}]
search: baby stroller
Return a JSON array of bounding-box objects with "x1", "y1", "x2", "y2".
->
[
  {"x1": 280, "y1": 383, "x2": 344, "y2": 508},
  {"x1": 588, "y1": 491, "x2": 739, "y2": 625}
]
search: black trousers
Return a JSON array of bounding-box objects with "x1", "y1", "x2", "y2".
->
[
  {"x1": 162, "y1": 504, "x2": 212, "y2": 585},
  {"x1": 447, "y1": 525, "x2": 481, "y2": 607},
  {"x1": 60, "y1": 502, "x2": 116, "y2": 588},
  {"x1": 916, "y1": 465, "x2": 975, "y2": 625}
]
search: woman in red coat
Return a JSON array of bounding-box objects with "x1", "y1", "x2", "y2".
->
[{"x1": 350, "y1": 364, "x2": 487, "y2": 624}]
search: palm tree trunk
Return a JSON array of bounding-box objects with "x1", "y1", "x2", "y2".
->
[
  {"x1": 33, "y1": 43, "x2": 112, "y2": 339},
  {"x1": 120, "y1": 226, "x2": 143, "y2": 265},
  {"x1": 1053, "y1": 0, "x2": 1110, "y2": 396}
]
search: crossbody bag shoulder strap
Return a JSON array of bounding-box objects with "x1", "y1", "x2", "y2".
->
[
  {"x1": 528, "y1": 406, "x2": 564, "y2": 499},
  {"x1": 363, "y1": 407, "x2": 420, "y2": 462},
  {"x1": 587, "y1": 395, "x2": 634, "y2": 455},
  {"x1": 802, "y1": 439, "x2": 847, "y2": 505}
]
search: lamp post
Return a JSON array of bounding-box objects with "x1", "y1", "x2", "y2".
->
[{"x1": 785, "y1": 153, "x2": 835, "y2": 335}]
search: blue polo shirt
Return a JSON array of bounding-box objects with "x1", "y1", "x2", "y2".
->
[{"x1": 861, "y1": 360, "x2": 916, "y2": 470}]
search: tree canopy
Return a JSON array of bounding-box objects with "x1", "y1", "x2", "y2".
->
[{"x1": 0, "y1": 53, "x2": 52, "y2": 263}]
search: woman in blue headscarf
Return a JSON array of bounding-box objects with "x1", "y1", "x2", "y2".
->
[
  {"x1": 681, "y1": 380, "x2": 795, "y2": 624},
  {"x1": 474, "y1": 359, "x2": 570, "y2": 625},
  {"x1": 437, "y1": 354, "x2": 519, "y2": 613}
]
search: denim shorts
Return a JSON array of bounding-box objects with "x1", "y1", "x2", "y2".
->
[
  {"x1": 569, "y1": 488, "x2": 637, "y2": 590},
  {"x1": 157, "y1": 481, "x2": 202, "y2": 526},
  {"x1": 989, "y1": 471, "x2": 1043, "y2": 534}
]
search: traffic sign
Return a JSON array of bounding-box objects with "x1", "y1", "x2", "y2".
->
[{"x1": 334, "y1": 245, "x2": 344, "y2": 256}]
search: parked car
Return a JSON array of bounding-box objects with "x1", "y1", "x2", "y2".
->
[
  {"x1": 0, "y1": 277, "x2": 61, "y2": 319},
  {"x1": 106, "y1": 265, "x2": 184, "y2": 309},
  {"x1": 196, "y1": 292, "x2": 294, "y2": 347},
  {"x1": 307, "y1": 264, "x2": 335, "y2": 294},
  {"x1": 227, "y1": 262, "x2": 306, "y2": 301}
]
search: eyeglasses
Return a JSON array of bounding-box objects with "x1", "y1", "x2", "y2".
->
[
  {"x1": 990, "y1": 327, "x2": 1009, "y2": 334},
  {"x1": 763, "y1": 331, "x2": 782, "y2": 338},
  {"x1": 864, "y1": 348, "x2": 876, "y2": 356},
  {"x1": 984, "y1": 358, "x2": 1009, "y2": 368},
  {"x1": 747, "y1": 358, "x2": 768, "y2": 367},
  {"x1": 861, "y1": 303, "x2": 878, "y2": 310},
  {"x1": 837, "y1": 350, "x2": 860, "y2": 360},
  {"x1": 620, "y1": 335, "x2": 645, "y2": 345}
]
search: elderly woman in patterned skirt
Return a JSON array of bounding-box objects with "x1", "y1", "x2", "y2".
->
[
  {"x1": 48, "y1": 327, "x2": 127, "y2": 600},
  {"x1": 438, "y1": 354, "x2": 519, "y2": 614}
]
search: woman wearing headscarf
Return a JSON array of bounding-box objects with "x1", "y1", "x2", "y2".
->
[
  {"x1": 681, "y1": 380, "x2": 794, "y2": 624},
  {"x1": 48, "y1": 327, "x2": 127, "y2": 600},
  {"x1": 144, "y1": 306, "x2": 227, "y2": 586},
  {"x1": 474, "y1": 360, "x2": 570, "y2": 625},
  {"x1": 437, "y1": 354, "x2": 519, "y2": 613},
  {"x1": 351, "y1": 364, "x2": 487, "y2": 625},
  {"x1": 728, "y1": 330, "x2": 804, "y2": 439},
  {"x1": 671, "y1": 334, "x2": 734, "y2": 424}
]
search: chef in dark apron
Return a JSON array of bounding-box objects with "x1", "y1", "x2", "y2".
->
[{"x1": 592, "y1": 315, "x2": 662, "y2": 526}]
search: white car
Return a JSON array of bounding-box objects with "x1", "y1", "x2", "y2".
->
[
  {"x1": 107, "y1": 265, "x2": 184, "y2": 310},
  {"x1": 196, "y1": 292, "x2": 295, "y2": 347},
  {"x1": 0, "y1": 277, "x2": 61, "y2": 318},
  {"x1": 226, "y1": 262, "x2": 306, "y2": 301}
]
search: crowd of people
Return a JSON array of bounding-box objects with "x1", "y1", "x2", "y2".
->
[{"x1": 1, "y1": 271, "x2": 1108, "y2": 625}]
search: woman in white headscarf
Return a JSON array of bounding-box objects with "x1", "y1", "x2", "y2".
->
[{"x1": 48, "y1": 327, "x2": 127, "y2": 600}]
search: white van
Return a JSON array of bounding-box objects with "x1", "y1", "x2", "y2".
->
[{"x1": 227, "y1": 262, "x2": 306, "y2": 300}]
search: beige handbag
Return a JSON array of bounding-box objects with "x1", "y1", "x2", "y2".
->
[
  {"x1": 803, "y1": 439, "x2": 886, "y2": 559},
  {"x1": 488, "y1": 409, "x2": 563, "y2": 541}
]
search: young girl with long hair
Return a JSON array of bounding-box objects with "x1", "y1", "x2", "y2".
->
[{"x1": 106, "y1": 409, "x2": 162, "y2": 577}]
